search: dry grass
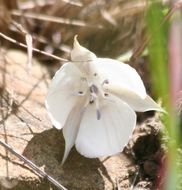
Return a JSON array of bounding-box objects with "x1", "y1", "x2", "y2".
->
[{"x1": 0, "y1": 0, "x2": 156, "y2": 62}]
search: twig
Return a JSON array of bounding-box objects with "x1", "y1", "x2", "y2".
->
[
  {"x1": 18, "y1": 0, "x2": 56, "y2": 10},
  {"x1": 9, "y1": 24, "x2": 71, "y2": 53},
  {"x1": 60, "y1": 0, "x2": 83, "y2": 7},
  {"x1": 19, "y1": 0, "x2": 83, "y2": 10},
  {"x1": 0, "y1": 140, "x2": 67, "y2": 190},
  {"x1": 116, "y1": 178, "x2": 122, "y2": 190},
  {"x1": 130, "y1": 171, "x2": 139, "y2": 190},
  {"x1": 11, "y1": 10, "x2": 103, "y2": 28},
  {"x1": 11, "y1": 21, "x2": 33, "y2": 72},
  {"x1": 130, "y1": 0, "x2": 182, "y2": 62},
  {"x1": 0, "y1": 32, "x2": 68, "y2": 62}
]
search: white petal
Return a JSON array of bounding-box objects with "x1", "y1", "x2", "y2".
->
[
  {"x1": 47, "y1": 62, "x2": 82, "y2": 93},
  {"x1": 75, "y1": 97, "x2": 136, "y2": 158},
  {"x1": 105, "y1": 85, "x2": 164, "y2": 112},
  {"x1": 70, "y1": 36, "x2": 97, "y2": 75},
  {"x1": 62, "y1": 97, "x2": 86, "y2": 164},
  {"x1": 46, "y1": 91, "x2": 79, "y2": 129},
  {"x1": 45, "y1": 62, "x2": 82, "y2": 129},
  {"x1": 94, "y1": 58, "x2": 146, "y2": 98},
  {"x1": 71, "y1": 35, "x2": 96, "y2": 62}
]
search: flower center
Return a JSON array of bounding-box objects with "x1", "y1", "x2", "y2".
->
[
  {"x1": 72, "y1": 76, "x2": 110, "y2": 120},
  {"x1": 88, "y1": 84, "x2": 101, "y2": 119}
]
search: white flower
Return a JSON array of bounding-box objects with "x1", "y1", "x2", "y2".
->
[{"x1": 45, "y1": 36, "x2": 163, "y2": 164}]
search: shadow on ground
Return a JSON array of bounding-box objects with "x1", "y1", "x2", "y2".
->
[{"x1": 20, "y1": 128, "x2": 113, "y2": 190}]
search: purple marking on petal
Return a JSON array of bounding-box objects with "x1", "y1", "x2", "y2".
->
[{"x1": 96, "y1": 109, "x2": 101, "y2": 120}]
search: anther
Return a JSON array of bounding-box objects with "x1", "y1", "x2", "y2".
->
[
  {"x1": 71, "y1": 91, "x2": 84, "y2": 96},
  {"x1": 89, "y1": 100, "x2": 94, "y2": 104},
  {"x1": 78, "y1": 91, "x2": 83, "y2": 94},
  {"x1": 102, "y1": 79, "x2": 109, "y2": 86}
]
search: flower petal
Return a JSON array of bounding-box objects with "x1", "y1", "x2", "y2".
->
[
  {"x1": 62, "y1": 97, "x2": 87, "y2": 164},
  {"x1": 45, "y1": 62, "x2": 82, "y2": 129},
  {"x1": 71, "y1": 36, "x2": 97, "y2": 75},
  {"x1": 75, "y1": 96, "x2": 136, "y2": 158},
  {"x1": 105, "y1": 84, "x2": 164, "y2": 112},
  {"x1": 47, "y1": 62, "x2": 82, "y2": 93},
  {"x1": 71, "y1": 35, "x2": 96, "y2": 62},
  {"x1": 94, "y1": 58, "x2": 146, "y2": 98}
]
